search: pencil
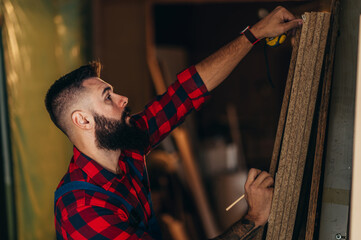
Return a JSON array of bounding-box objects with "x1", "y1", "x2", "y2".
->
[{"x1": 226, "y1": 194, "x2": 245, "y2": 211}]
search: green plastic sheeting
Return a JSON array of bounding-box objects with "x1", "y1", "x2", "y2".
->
[{"x1": 1, "y1": 0, "x2": 90, "y2": 239}]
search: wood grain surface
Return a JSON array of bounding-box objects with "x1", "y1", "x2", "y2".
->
[{"x1": 265, "y1": 12, "x2": 331, "y2": 240}]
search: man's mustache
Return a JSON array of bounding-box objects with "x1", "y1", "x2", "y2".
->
[{"x1": 122, "y1": 106, "x2": 131, "y2": 122}]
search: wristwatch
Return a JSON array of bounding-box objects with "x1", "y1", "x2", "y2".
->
[{"x1": 241, "y1": 26, "x2": 260, "y2": 45}]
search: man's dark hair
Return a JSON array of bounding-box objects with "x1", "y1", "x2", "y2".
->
[{"x1": 45, "y1": 61, "x2": 102, "y2": 135}]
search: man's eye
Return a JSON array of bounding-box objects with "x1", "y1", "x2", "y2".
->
[{"x1": 106, "y1": 94, "x2": 112, "y2": 101}]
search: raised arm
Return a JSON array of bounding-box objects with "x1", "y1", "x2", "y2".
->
[
  {"x1": 134, "y1": 6, "x2": 302, "y2": 152},
  {"x1": 196, "y1": 6, "x2": 303, "y2": 91}
]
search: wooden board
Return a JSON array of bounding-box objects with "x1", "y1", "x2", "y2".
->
[
  {"x1": 267, "y1": 13, "x2": 312, "y2": 239},
  {"x1": 285, "y1": 13, "x2": 330, "y2": 239},
  {"x1": 305, "y1": 1, "x2": 340, "y2": 239},
  {"x1": 269, "y1": 29, "x2": 301, "y2": 177},
  {"x1": 266, "y1": 12, "x2": 331, "y2": 240},
  {"x1": 255, "y1": 28, "x2": 301, "y2": 240}
]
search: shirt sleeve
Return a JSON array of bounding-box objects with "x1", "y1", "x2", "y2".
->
[
  {"x1": 132, "y1": 66, "x2": 210, "y2": 151},
  {"x1": 58, "y1": 204, "x2": 154, "y2": 240}
]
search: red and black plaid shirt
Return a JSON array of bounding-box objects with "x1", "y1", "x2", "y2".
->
[{"x1": 55, "y1": 66, "x2": 210, "y2": 239}]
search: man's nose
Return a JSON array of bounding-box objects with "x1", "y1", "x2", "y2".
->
[{"x1": 119, "y1": 96, "x2": 128, "y2": 108}]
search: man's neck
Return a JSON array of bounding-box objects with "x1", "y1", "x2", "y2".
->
[{"x1": 75, "y1": 140, "x2": 122, "y2": 174}]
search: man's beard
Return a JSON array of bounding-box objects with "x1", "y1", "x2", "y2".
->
[{"x1": 93, "y1": 107, "x2": 149, "y2": 151}]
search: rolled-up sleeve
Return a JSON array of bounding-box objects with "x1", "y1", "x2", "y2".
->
[{"x1": 132, "y1": 66, "x2": 210, "y2": 150}]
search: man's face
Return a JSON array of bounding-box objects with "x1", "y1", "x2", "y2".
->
[
  {"x1": 82, "y1": 77, "x2": 129, "y2": 123},
  {"x1": 82, "y1": 78, "x2": 148, "y2": 151}
]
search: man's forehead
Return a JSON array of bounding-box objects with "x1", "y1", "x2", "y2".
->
[{"x1": 82, "y1": 77, "x2": 112, "y2": 90}]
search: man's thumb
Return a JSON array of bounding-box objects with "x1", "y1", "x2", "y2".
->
[{"x1": 283, "y1": 19, "x2": 303, "y2": 32}]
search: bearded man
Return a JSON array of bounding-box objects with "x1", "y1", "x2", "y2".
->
[{"x1": 46, "y1": 6, "x2": 302, "y2": 240}]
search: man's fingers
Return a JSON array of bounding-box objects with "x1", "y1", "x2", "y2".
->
[
  {"x1": 276, "y1": 7, "x2": 303, "y2": 34},
  {"x1": 279, "y1": 7, "x2": 297, "y2": 22},
  {"x1": 253, "y1": 171, "x2": 271, "y2": 186},
  {"x1": 282, "y1": 19, "x2": 303, "y2": 33},
  {"x1": 245, "y1": 168, "x2": 262, "y2": 187},
  {"x1": 261, "y1": 175, "x2": 274, "y2": 188}
]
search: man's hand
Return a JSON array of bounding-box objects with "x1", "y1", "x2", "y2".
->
[
  {"x1": 251, "y1": 6, "x2": 303, "y2": 39},
  {"x1": 212, "y1": 169, "x2": 274, "y2": 240},
  {"x1": 244, "y1": 168, "x2": 274, "y2": 228}
]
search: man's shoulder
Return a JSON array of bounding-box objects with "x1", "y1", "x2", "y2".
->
[
  {"x1": 54, "y1": 182, "x2": 127, "y2": 220},
  {"x1": 54, "y1": 160, "x2": 89, "y2": 212},
  {"x1": 56, "y1": 164, "x2": 87, "y2": 189}
]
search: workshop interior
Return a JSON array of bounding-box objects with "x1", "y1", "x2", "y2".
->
[{"x1": 0, "y1": 0, "x2": 360, "y2": 239}]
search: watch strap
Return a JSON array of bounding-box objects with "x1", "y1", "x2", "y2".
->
[{"x1": 241, "y1": 26, "x2": 260, "y2": 45}]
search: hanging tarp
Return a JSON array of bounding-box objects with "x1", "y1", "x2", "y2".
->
[{"x1": 1, "y1": 0, "x2": 90, "y2": 239}]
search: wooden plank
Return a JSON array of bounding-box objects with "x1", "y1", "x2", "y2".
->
[
  {"x1": 305, "y1": 1, "x2": 339, "y2": 239},
  {"x1": 269, "y1": 29, "x2": 301, "y2": 177},
  {"x1": 279, "y1": 12, "x2": 321, "y2": 239},
  {"x1": 266, "y1": 12, "x2": 331, "y2": 240},
  {"x1": 277, "y1": 12, "x2": 319, "y2": 240},
  {"x1": 258, "y1": 28, "x2": 301, "y2": 240},
  {"x1": 283, "y1": 12, "x2": 326, "y2": 238},
  {"x1": 284, "y1": 12, "x2": 330, "y2": 239},
  {"x1": 161, "y1": 214, "x2": 190, "y2": 240},
  {"x1": 266, "y1": 13, "x2": 312, "y2": 240}
]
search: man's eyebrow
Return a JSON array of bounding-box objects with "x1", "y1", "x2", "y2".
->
[{"x1": 102, "y1": 86, "x2": 113, "y2": 96}]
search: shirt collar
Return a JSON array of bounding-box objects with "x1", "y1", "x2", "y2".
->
[{"x1": 73, "y1": 146, "x2": 122, "y2": 190}]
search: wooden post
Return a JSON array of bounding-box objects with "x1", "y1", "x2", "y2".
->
[{"x1": 144, "y1": 2, "x2": 220, "y2": 238}]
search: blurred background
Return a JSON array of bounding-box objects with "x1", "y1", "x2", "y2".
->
[{"x1": 0, "y1": 0, "x2": 357, "y2": 239}]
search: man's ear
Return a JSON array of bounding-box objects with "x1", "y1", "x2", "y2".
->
[{"x1": 71, "y1": 111, "x2": 93, "y2": 130}]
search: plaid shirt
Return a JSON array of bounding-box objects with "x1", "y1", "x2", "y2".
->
[{"x1": 55, "y1": 66, "x2": 210, "y2": 239}]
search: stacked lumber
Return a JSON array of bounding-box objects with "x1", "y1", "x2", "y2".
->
[{"x1": 265, "y1": 12, "x2": 331, "y2": 240}]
